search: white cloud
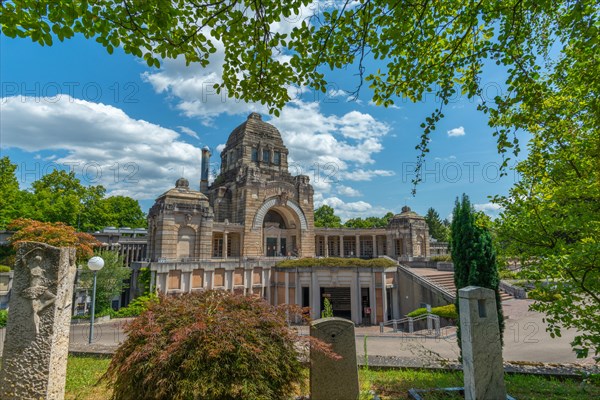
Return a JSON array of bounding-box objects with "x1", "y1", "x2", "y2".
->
[
  {"x1": 336, "y1": 185, "x2": 362, "y2": 197},
  {"x1": 343, "y1": 169, "x2": 395, "y2": 181},
  {"x1": 1, "y1": 96, "x2": 203, "y2": 200},
  {"x1": 328, "y1": 89, "x2": 347, "y2": 98},
  {"x1": 474, "y1": 202, "x2": 503, "y2": 219},
  {"x1": 314, "y1": 193, "x2": 390, "y2": 222},
  {"x1": 447, "y1": 126, "x2": 466, "y2": 137},
  {"x1": 215, "y1": 143, "x2": 226, "y2": 153},
  {"x1": 177, "y1": 126, "x2": 199, "y2": 139}
]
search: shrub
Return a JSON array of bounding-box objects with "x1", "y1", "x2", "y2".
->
[
  {"x1": 104, "y1": 291, "x2": 336, "y2": 400},
  {"x1": 407, "y1": 304, "x2": 458, "y2": 320},
  {"x1": 528, "y1": 289, "x2": 563, "y2": 302},
  {"x1": 276, "y1": 257, "x2": 397, "y2": 268},
  {"x1": 0, "y1": 309, "x2": 8, "y2": 327},
  {"x1": 0, "y1": 265, "x2": 11, "y2": 272},
  {"x1": 113, "y1": 293, "x2": 158, "y2": 318}
]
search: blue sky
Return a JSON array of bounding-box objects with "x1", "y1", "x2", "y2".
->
[{"x1": 0, "y1": 27, "x2": 520, "y2": 222}]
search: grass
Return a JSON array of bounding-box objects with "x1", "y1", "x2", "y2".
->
[
  {"x1": 62, "y1": 355, "x2": 599, "y2": 400},
  {"x1": 65, "y1": 355, "x2": 112, "y2": 400}
]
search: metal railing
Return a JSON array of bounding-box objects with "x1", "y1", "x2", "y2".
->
[{"x1": 379, "y1": 313, "x2": 441, "y2": 337}]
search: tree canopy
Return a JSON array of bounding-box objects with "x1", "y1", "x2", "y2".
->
[
  {"x1": 424, "y1": 207, "x2": 450, "y2": 242},
  {"x1": 3, "y1": 1, "x2": 596, "y2": 182},
  {"x1": 493, "y1": 34, "x2": 600, "y2": 358},
  {"x1": 7, "y1": 218, "x2": 100, "y2": 260},
  {"x1": 313, "y1": 205, "x2": 342, "y2": 228},
  {"x1": 0, "y1": 157, "x2": 147, "y2": 231}
]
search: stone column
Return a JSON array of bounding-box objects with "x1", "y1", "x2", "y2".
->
[
  {"x1": 339, "y1": 235, "x2": 344, "y2": 257},
  {"x1": 459, "y1": 286, "x2": 506, "y2": 400},
  {"x1": 311, "y1": 271, "x2": 320, "y2": 320},
  {"x1": 0, "y1": 242, "x2": 76, "y2": 400},
  {"x1": 324, "y1": 235, "x2": 329, "y2": 257},
  {"x1": 223, "y1": 232, "x2": 228, "y2": 259},
  {"x1": 355, "y1": 235, "x2": 360, "y2": 257},
  {"x1": 372, "y1": 235, "x2": 377, "y2": 257}
]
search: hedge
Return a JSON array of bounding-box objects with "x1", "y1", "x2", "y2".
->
[
  {"x1": 407, "y1": 303, "x2": 458, "y2": 320},
  {"x1": 275, "y1": 257, "x2": 397, "y2": 268}
]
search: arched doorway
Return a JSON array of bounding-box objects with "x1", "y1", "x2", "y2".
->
[{"x1": 263, "y1": 207, "x2": 299, "y2": 257}]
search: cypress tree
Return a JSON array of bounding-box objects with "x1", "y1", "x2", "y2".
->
[{"x1": 451, "y1": 194, "x2": 504, "y2": 355}]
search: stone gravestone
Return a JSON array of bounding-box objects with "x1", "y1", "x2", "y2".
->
[
  {"x1": 459, "y1": 286, "x2": 507, "y2": 400},
  {"x1": 0, "y1": 242, "x2": 77, "y2": 400},
  {"x1": 310, "y1": 317, "x2": 359, "y2": 400}
]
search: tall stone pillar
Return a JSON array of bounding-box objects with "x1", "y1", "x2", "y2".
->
[
  {"x1": 223, "y1": 232, "x2": 228, "y2": 259},
  {"x1": 355, "y1": 235, "x2": 360, "y2": 257},
  {"x1": 0, "y1": 242, "x2": 76, "y2": 400},
  {"x1": 339, "y1": 235, "x2": 344, "y2": 257},
  {"x1": 372, "y1": 235, "x2": 377, "y2": 257},
  {"x1": 459, "y1": 286, "x2": 507, "y2": 400},
  {"x1": 324, "y1": 235, "x2": 329, "y2": 257}
]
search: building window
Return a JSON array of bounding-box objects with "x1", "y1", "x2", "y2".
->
[
  {"x1": 395, "y1": 239, "x2": 404, "y2": 256},
  {"x1": 273, "y1": 151, "x2": 281, "y2": 165},
  {"x1": 251, "y1": 147, "x2": 258, "y2": 162},
  {"x1": 262, "y1": 149, "x2": 271, "y2": 163}
]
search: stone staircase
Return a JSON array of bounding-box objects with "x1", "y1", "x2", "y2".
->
[{"x1": 425, "y1": 272, "x2": 513, "y2": 302}]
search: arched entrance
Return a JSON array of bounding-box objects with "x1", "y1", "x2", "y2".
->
[{"x1": 263, "y1": 207, "x2": 299, "y2": 257}]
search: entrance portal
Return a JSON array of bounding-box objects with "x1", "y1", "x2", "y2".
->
[
  {"x1": 320, "y1": 287, "x2": 352, "y2": 320},
  {"x1": 266, "y1": 237, "x2": 277, "y2": 257}
]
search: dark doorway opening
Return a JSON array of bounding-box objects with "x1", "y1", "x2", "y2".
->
[
  {"x1": 302, "y1": 287, "x2": 310, "y2": 308},
  {"x1": 361, "y1": 287, "x2": 371, "y2": 324},
  {"x1": 266, "y1": 237, "x2": 277, "y2": 256},
  {"x1": 320, "y1": 287, "x2": 352, "y2": 320},
  {"x1": 280, "y1": 238, "x2": 287, "y2": 256}
]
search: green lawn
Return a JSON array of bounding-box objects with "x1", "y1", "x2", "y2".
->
[{"x1": 62, "y1": 355, "x2": 599, "y2": 400}]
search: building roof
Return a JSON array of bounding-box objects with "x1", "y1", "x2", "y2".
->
[
  {"x1": 156, "y1": 177, "x2": 208, "y2": 201},
  {"x1": 225, "y1": 112, "x2": 284, "y2": 147}
]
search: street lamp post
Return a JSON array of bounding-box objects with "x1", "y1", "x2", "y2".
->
[{"x1": 87, "y1": 256, "x2": 104, "y2": 344}]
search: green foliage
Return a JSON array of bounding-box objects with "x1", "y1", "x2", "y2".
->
[
  {"x1": 314, "y1": 205, "x2": 342, "y2": 228},
  {"x1": 430, "y1": 255, "x2": 452, "y2": 262},
  {"x1": 527, "y1": 289, "x2": 563, "y2": 303},
  {"x1": 276, "y1": 257, "x2": 397, "y2": 268},
  {"x1": 0, "y1": 265, "x2": 11, "y2": 272},
  {"x1": 407, "y1": 304, "x2": 458, "y2": 320},
  {"x1": 0, "y1": 158, "x2": 146, "y2": 232},
  {"x1": 113, "y1": 293, "x2": 158, "y2": 318},
  {"x1": 0, "y1": 309, "x2": 8, "y2": 328},
  {"x1": 451, "y1": 194, "x2": 504, "y2": 353},
  {"x1": 137, "y1": 267, "x2": 152, "y2": 295},
  {"x1": 424, "y1": 208, "x2": 450, "y2": 242},
  {"x1": 321, "y1": 297, "x2": 334, "y2": 318},
  {"x1": 102, "y1": 196, "x2": 147, "y2": 228},
  {"x1": 0, "y1": 156, "x2": 23, "y2": 229},
  {"x1": 103, "y1": 291, "x2": 333, "y2": 400},
  {"x1": 493, "y1": 25, "x2": 600, "y2": 357},
  {"x1": 79, "y1": 250, "x2": 131, "y2": 315},
  {"x1": 343, "y1": 212, "x2": 394, "y2": 228}
]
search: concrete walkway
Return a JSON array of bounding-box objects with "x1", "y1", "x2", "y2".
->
[{"x1": 2, "y1": 299, "x2": 596, "y2": 367}]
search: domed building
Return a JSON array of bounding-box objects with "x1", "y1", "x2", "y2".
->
[{"x1": 144, "y1": 113, "x2": 440, "y2": 324}]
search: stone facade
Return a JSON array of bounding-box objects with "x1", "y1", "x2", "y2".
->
[{"x1": 143, "y1": 113, "x2": 435, "y2": 324}]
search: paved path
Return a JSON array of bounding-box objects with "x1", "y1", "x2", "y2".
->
[{"x1": 2, "y1": 299, "x2": 596, "y2": 366}]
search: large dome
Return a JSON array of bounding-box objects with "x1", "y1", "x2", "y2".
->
[{"x1": 225, "y1": 112, "x2": 284, "y2": 147}]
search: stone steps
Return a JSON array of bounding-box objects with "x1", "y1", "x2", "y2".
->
[{"x1": 424, "y1": 273, "x2": 513, "y2": 302}]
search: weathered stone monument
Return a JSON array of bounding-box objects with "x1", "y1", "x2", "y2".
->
[
  {"x1": 0, "y1": 242, "x2": 77, "y2": 400},
  {"x1": 310, "y1": 317, "x2": 359, "y2": 400},
  {"x1": 459, "y1": 286, "x2": 507, "y2": 400}
]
